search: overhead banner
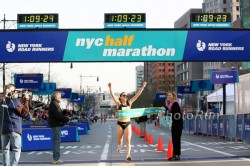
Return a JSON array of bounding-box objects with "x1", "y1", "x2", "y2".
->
[
  {"x1": 70, "y1": 95, "x2": 85, "y2": 103},
  {"x1": 0, "y1": 30, "x2": 250, "y2": 62},
  {"x1": 211, "y1": 68, "x2": 239, "y2": 84},
  {"x1": 177, "y1": 86, "x2": 195, "y2": 94},
  {"x1": 33, "y1": 82, "x2": 56, "y2": 95},
  {"x1": 190, "y1": 79, "x2": 214, "y2": 92},
  {"x1": 14, "y1": 73, "x2": 43, "y2": 89},
  {"x1": 56, "y1": 88, "x2": 72, "y2": 98}
]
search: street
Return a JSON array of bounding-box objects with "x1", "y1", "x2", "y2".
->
[{"x1": 2, "y1": 119, "x2": 249, "y2": 165}]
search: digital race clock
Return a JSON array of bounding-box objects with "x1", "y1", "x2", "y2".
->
[
  {"x1": 17, "y1": 14, "x2": 58, "y2": 29},
  {"x1": 190, "y1": 13, "x2": 232, "y2": 28},
  {"x1": 104, "y1": 13, "x2": 146, "y2": 28}
]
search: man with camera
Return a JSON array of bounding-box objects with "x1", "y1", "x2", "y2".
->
[{"x1": 0, "y1": 83, "x2": 26, "y2": 166}]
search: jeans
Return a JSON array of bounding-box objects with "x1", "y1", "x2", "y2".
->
[
  {"x1": 51, "y1": 127, "x2": 61, "y2": 161},
  {"x1": 1, "y1": 132, "x2": 22, "y2": 166}
]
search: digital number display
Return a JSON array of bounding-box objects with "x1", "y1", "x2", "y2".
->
[
  {"x1": 190, "y1": 13, "x2": 231, "y2": 23},
  {"x1": 105, "y1": 13, "x2": 146, "y2": 23},
  {"x1": 17, "y1": 14, "x2": 58, "y2": 23}
]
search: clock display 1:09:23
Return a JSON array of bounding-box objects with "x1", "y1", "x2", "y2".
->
[{"x1": 105, "y1": 14, "x2": 146, "y2": 23}]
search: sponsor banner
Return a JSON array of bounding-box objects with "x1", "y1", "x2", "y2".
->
[
  {"x1": 211, "y1": 68, "x2": 239, "y2": 84},
  {"x1": 177, "y1": 86, "x2": 195, "y2": 94},
  {"x1": 33, "y1": 82, "x2": 56, "y2": 95},
  {"x1": 118, "y1": 107, "x2": 165, "y2": 119},
  {"x1": 154, "y1": 93, "x2": 166, "y2": 100},
  {"x1": 0, "y1": 30, "x2": 250, "y2": 62},
  {"x1": 22, "y1": 128, "x2": 52, "y2": 151},
  {"x1": 61, "y1": 126, "x2": 80, "y2": 142},
  {"x1": 70, "y1": 95, "x2": 85, "y2": 103},
  {"x1": 14, "y1": 73, "x2": 43, "y2": 89},
  {"x1": 56, "y1": 88, "x2": 72, "y2": 98},
  {"x1": 191, "y1": 79, "x2": 214, "y2": 92}
]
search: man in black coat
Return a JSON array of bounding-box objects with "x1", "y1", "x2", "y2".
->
[{"x1": 48, "y1": 91, "x2": 71, "y2": 165}]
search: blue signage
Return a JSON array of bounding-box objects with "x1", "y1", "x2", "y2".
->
[
  {"x1": 191, "y1": 22, "x2": 232, "y2": 28},
  {"x1": 177, "y1": 86, "x2": 194, "y2": 94},
  {"x1": 14, "y1": 73, "x2": 43, "y2": 89},
  {"x1": 33, "y1": 82, "x2": 56, "y2": 95},
  {"x1": 244, "y1": 114, "x2": 250, "y2": 141},
  {"x1": 104, "y1": 23, "x2": 146, "y2": 28},
  {"x1": 154, "y1": 93, "x2": 166, "y2": 100},
  {"x1": 211, "y1": 68, "x2": 239, "y2": 84},
  {"x1": 17, "y1": 23, "x2": 59, "y2": 29},
  {"x1": 191, "y1": 79, "x2": 214, "y2": 92},
  {"x1": 61, "y1": 126, "x2": 80, "y2": 142},
  {"x1": 236, "y1": 114, "x2": 243, "y2": 139},
  {"x1": 0, "y1": 30, "x2": 249, "y2": 62},
  {"x1": 22, "y1": 128, "x2": 52, "y2": 151},
  {"x1": 70, "y1": 95, "x2": 85, "y2": 103},
  {"x1": 56, "y1": 88, "x2": 72, "y2": 99}
]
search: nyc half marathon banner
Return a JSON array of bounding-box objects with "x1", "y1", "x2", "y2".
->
[
  {"x1": 0, "y1": 30, "x2": 250, "y2": 62},
  {"x1": 118, "y1": 107, "x2": 165, "y2": 119}
]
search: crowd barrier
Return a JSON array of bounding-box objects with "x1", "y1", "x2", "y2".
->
[
  {"x1": 159, "y1": 113, "x2": 250, "y2": 142},
  {"x1": 21, "y1": 121, "x2": 90, "y2": 151}
]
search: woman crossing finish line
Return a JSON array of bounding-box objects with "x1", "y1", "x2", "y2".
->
[{"x1": 108, "y1": 81, "x2": 147, "y2": 163}]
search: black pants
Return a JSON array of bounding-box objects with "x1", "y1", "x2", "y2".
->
[{"x1": 171, "y1": 122, "x2": 183, "y2": 155}]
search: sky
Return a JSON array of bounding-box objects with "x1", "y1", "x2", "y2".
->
[{"x1": 0, "y1": 0, "x2": 203, "y2": 94}]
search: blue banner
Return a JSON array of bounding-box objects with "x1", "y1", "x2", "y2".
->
[
  {"x1": 236, "y1": 114, "x2": 243, "y2": 139},
  {"x1": 0, "y1": 30, "x2": 250, "y2": 62},
  {"x1": 76, "y1": 123, "x2": 88, "y2": 135},
  {"x1": 154, "y1": 93, "x2": 166, "y2": 100},
  {"x1": 22, "y1": 128, "x2": 52, "y2": 151},
  {"x1": 56, "y1": 88, "x2": 72, "y2": 99},
  {"x1": 33, "y1": 82, "x2": 56, "y2": 95},
  {"x1": 211, "y1": 68, "x2": 239, "y2": 84},
  {"x1": 70, "y1": 95, "x2": 85, "y2": 103},
  {"x1": 61, "y1": 126, "x2": 80, "y2": 142},
  {"x1": 177, "y1": 86, "x2": 195, "y2": 94},
  {"x1": 71, "y1": 93, "x2": 79, "y2": 99},
  {"x1": 191, "y1": 79, "x2": 214, "y2": 92},
  {"x1": 14, "y1": 73, "x2": 43, "y2": 89}
]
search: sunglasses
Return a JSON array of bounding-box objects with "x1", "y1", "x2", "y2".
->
[{"x1": 122, "y1": 94, "x2": 128, "y2": 97}]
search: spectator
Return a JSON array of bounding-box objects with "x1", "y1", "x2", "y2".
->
[
  {"x1": 138, "y1": 115, "x2": 148, "y2": 138},
  {"x1": 210, "y1": 103, "x2": 218, "y2": 114},
  {"x1": 0, "y1": 83, "x2": 25, "y2": 166},
  {"x1": 48, "y1": 91, "x2": 71, "y2": 165}
]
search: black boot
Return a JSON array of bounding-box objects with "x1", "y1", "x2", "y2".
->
[{"x1": 168, "y1": 155, "x2": 180, "y2": 161}]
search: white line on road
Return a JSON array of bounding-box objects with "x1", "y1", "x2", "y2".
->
[
  {"x1": 182, "y1": 141, "x2": 236, "y2": 156},
  {"x1": 98, "y1": 125, "x2": 111, "y2": 166}
]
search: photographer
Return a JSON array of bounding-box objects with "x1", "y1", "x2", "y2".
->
[{"x1": 0, "y1": 83, "x2": 25, "y2": 166}]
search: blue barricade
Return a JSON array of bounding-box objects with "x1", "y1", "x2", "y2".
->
[
  {"x1": 219, "y1": 116, "x2": 224, "y2": 137},
  {"x1": 195, "y1": 117, "x2": 202, "y2": 134},
  {"x1": 61, "y1": 126, "x2": 80, "y2": 142},
  {"x1": 189, "y1": 119, "x2": 194, "y2": 133},
  {"x1": 77, "y1": 123, "x2": 88, "y2": 135},
  {"x1": 207, "y1": 119, "x2": 212, "y2": 135},
  {"x1": 224, "y1": 115, "x2": 230, "y2": 138},
  {"x1": 236, "y1": 114, "x2": 244, "y2": 140},
  {"x1": 229, "y1": 115, "x2": 235, "y2": 139},
  {"x1": 201, "y1": 118, "x2": 207, "y2": 135},
  {"x1": 212, "y1": 118, "x2": 218, "y2": 136},
  {"x1": 22, "y1": 128, "x2": 52, "y2": 151},
  {"x1": 244, "y1": 114, "x2": 250, "y2": 142}
]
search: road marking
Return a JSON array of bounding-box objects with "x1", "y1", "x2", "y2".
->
[
  {"x1": 98, "y1": 125, "x2": 111, "y2": 166},
  {"x1": 182, "y1": 141, "x2": 235, "y2": 156}
]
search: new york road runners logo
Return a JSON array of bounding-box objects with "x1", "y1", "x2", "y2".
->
[
  {"x1": 6, "y1": 41, "x2": 15, "y2": 52},
  {"x1": 196, "y1": 40, "x2": 206, "y2": 51}
]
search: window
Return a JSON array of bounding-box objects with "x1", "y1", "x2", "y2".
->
[
  {"x1": 223, "y1": 8, "x2": 227, "y2": 12},
  {"x1": 223, "y1": 0, "x2": 226, "y2": 4},
  {"x1": 236, "y1": 6, "x2": 239, "y2": 11}
]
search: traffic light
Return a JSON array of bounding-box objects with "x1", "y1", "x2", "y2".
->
[
  {"x1": 97, "y1": 77, "x2": 99, "y2": 82},
  {"x1": 103, "y1": 94, "x2": 105, "y2": 100}
]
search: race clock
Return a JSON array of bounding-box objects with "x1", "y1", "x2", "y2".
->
[
  {"x1": 190, "y1": 13, "x2": 232, "y2": 28},
  {"x1": 104, "y1": 13, "x2": 146, "y2": 28},
  {"x1": 17, "y1": 14, "x2": 58, "y2": 29}
]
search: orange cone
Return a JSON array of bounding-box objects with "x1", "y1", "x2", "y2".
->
[
  {"x1": 157, "y1": 136, "x2": 164, "y2": 152},
  {"x1": 139, "y1": 129, "x2": 143, "y2": 137},
  {"x1": 148, "y1": 133, "x2": 153, "y2": 145},
  {"x1": 134, "y1": 126, "x2": 137, "y2": 133},
  {"x1": 155, "y1": 121, "x2": 158, "y2": 127},
  {"x1": 144, "y1": 132, "x2": 148, "y2": 141},
  {"x1": 166, "y1": 140, "x2": 173, "y2": 159}
]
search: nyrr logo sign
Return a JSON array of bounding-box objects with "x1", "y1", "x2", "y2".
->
[
  {"x1": 61, "y1": 130, "x2": 69, "y2": 136},
  {"x1": 6, "y1": 41, "x2": 15, "y2": 52},
  {"x1": 196, "y1": 40, "x2": 206, "y2": 51}
]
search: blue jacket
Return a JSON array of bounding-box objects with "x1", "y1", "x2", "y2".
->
[{"x1": 0, "y1": 98, "x2": 22, "y2": 135}]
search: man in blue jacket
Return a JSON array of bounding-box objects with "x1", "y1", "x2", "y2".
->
[
  {"x1": 0, "y1": 84, "x2": 24, "y2": 166},
  {"x1": 48, "y1": 91, "x2": 71, "y2": 165}
]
